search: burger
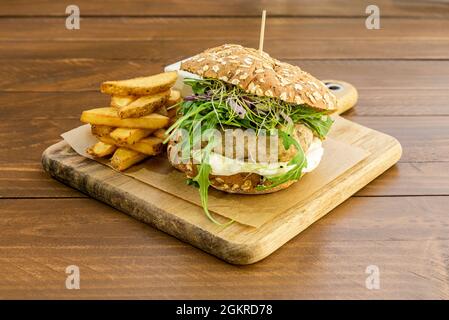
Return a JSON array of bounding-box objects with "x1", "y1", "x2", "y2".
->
[{"x1": 165, "y1": 44, "x2": 337, "y2": 224}]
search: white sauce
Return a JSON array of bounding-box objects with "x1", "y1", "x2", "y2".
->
[{"x1": 192, "y1": 138, "x2": 324, "y2": 177}]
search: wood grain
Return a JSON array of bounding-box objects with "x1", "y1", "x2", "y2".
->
[
  {"x1": 1, "y1": 38, "x2": 448, "y2": 60},
  {"x1": 356, "y1": 162, "x2": 449, "y2": 197},
  {"x1": 1, "y1": 115, "x2": 447, "y2": 165},
  {"x1": 1, "y1": 60, "x2": 448, "y2": 92},
  {"x1": 1, "y1": 0, "x2": 448, "y2": 298},
  {"x1": 2, "y1": 107, "x2": 449, "y2": 199},
  {"x1": 1, "y1": 18, "x2": 448, "y2": 42},
  {"x1": 1, "y1": 197, "x2": 448, "y2": 299},
  {"x1": 3, "y1": 90, "x2": 449, "y2": 118},
  {"x1": 41, "y1": 114, "x2": 402, "y2": 264},
  {"x1": 1, "y1": 14, "x2": 448, "y2": 61},
  {"x1": 1, "y1": 0, "x2": 448, "y2": 17},
  {"x1": 4, "y1": 162, "x2": 449, "y2": 199}
]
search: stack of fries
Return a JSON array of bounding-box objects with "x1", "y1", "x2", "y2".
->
[{"x1": 80, "y1": 71, "x2": 181, "y2": 171}]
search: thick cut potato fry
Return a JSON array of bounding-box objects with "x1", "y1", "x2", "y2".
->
[
  {"x1": 167, "y1": 106, "x2": 178, "y2": 119},
  {"x1": 118, "y1": 90, "x2": 169, "y2": 119},
  {"x1": 111, "y1": 147, "x2": 148, "y2": 171},
  {"x1": 101, "y1": 71, "x2": 177, "y2": 96},
  {"x1": 86, "y1": 141, "x2": 116, "y2": 157},
  {"x1": 81, "y1": 107, "x2": 169, "y2": 129},
  {"x1": 153, "y1": 128, "x2": 166, "y2": 139},
  {"x1": 110, "y1": 127, "x2": 153, "y2": 145},
  {"x1": 156, "y1": 106, "x2": 168, "y2": 116},
  {"x1": 91, "y1": 124, "x2": 114, "y2": 137},
  {"x1": 168, "y1": 117, "x2": 177, "y2": 127},
  {"x1": 167, "y1": 89, "x2": 182, "y2": 107},
  {"x1": 110, "y1": 95, "x2": 137, "y2": 108},
  {"x1": 98, "y1": 135, "x2": 163, "y2": 156}
]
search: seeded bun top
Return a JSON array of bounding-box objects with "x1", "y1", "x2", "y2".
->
[{"x1": 181, "y1": 44, "x2": 337, "y2": 112}]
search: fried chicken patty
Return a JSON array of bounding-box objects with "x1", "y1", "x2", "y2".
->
[{"x1": 170, "y1": 123, "x2": 314, "y2": 163}]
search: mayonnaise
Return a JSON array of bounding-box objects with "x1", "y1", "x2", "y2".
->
[{"x1": 192, "y1": 138, "x2": 324, "y2": 177}]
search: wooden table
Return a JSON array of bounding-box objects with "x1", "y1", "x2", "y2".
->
[{"x1": 1, "y1": 0, "x2": 449, "y2": 299}]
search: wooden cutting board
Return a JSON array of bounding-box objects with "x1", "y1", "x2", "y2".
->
[{"x1": 41, "y1": 80, "x2": 402, "y2": 264}]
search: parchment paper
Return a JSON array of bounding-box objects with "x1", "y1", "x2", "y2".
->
[{"x1": 62, "y1": 124, "x2": 368, "y2": 228}]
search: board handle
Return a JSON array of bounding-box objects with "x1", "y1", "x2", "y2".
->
[{"x1": 322, "y1": 79, "x2": 358, "y2": 115}]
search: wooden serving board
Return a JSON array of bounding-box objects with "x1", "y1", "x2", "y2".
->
[{"x1": 41, "y1": 81, "x2": 402, "y2": 264}]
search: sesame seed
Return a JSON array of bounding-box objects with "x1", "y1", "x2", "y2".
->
[
  {"x1": 313, "y1": 92, "x2": 322, "y2": 100},
  {"x1": 307, "y1": 93, "x2": 317, "y2": 103},
  {"x1": 244, "y1": 57, "x2": 253, "y2": 65},
  {"x1": 295, "y1": 95, "x2": 304, "y2": 104},
  {"x1": 294, "y1": 83, "x2": 303, "y2": 91},
  {"x1": 308, "y1": 81, "x2": 320, "y2": 89}
]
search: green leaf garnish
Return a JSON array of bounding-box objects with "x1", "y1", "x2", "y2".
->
[{"x1": 256, "y1": 129, "x2": 307, "y2": 191}]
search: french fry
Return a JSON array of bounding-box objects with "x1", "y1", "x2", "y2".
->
[
  {"x1": 101, "y1": 71, "x2": 177, "y2": 96},
  {"x1": 167, "y1": 106, "x2": 178, "y2": 119},
  {"x1": 156, "y1": 106, "x2": 168, "y2": 116},
  {"x1": 111, "y1": 147, "x2": 148, "y2": 171},
  {"x1": 110, "y1": 95, "x2": 137, "y2": 108},
  {"x1": 167, "y1": 89, "x2": 182, "y2": 107},
  {"x1": 86, "y1": 141, "x2": 116, "y2": 157},
  {"x1": 98, "y1": 135, "x2": 163, "y2": 156},
  {"x1": 166, "y1": 90, "x2": 181, "y2": 119},
  {"x1": 153, "y1": 128, "x2": 166, "y2": 139},
  {"x1": 110, "y1": 127, "x2": 153, "y2": 145},
  {"x1": 81, "y1": 107, "x2": 169, "y2": 129},
  {"x1": 91, "y1": 124, "x2": 114, "y2": 137},
  {"x1": 118, "y1": 90, "x2": 169, "y2": 119},
  {"x1": 168, "y1": 118, "x2": 177, "y2": 127}
]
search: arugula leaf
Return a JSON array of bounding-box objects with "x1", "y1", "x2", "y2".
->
[
  {"x1": 186, "y1": 178, "x2": 199, "y2": 188},
  {"x1": 185, "y1": 78, "x2": 208, "y2": 95},
  {"x1": 193, "y1": 156, "x2": 234, "y2": 227},
  {"x1": 256, "y1": 129, "x2": 308, "y2": 190}
]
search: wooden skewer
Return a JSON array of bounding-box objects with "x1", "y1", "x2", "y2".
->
[{"x1": 258, "y1": 10, "x2": 267, "y2": 53}]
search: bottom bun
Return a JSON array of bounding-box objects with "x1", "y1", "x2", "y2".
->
[{"x1": 169, "y1": 158, "x2": 299, "y2": 195}]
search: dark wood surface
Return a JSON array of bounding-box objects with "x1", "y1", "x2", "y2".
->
[{"x1": 1, "y1": 0, "x2": 448, "y2": 299}]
